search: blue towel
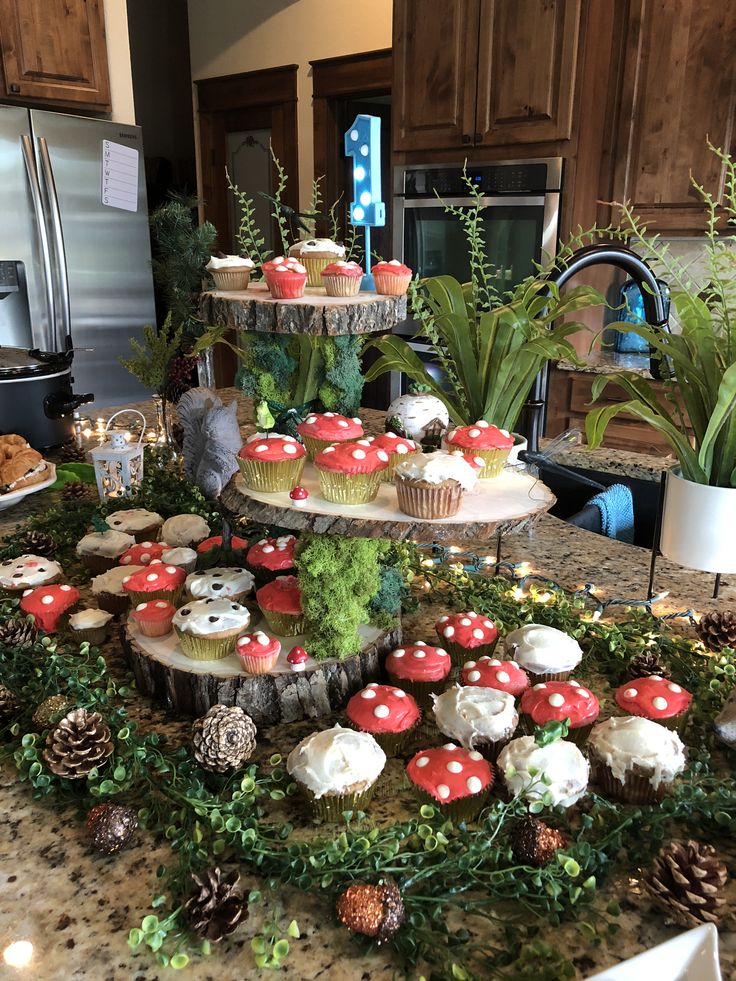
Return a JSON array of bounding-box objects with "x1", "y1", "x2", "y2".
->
[{"x1": 587, "y1": 483, "x2": 635, "y2": 544}]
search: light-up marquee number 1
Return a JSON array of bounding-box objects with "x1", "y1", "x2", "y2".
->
[{"x1": 344, "y1": 114, "x2": 385, "y2": 289}]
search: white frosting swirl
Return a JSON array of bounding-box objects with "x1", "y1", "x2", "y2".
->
[
  {"x1": 105, "y1": 509, "x2": 163, "y2": 533},
  {"x1": 76, "y1": 530, "x2": 136, "y2": 557},
  {"x1": 588, "y1": 716, "x2": 686, "y2": 789},
  {"x1": 286, "y1": 725, "x2": 386, "y2": 799},
  {"x1": 172, "y1": 598, "x2": 251, "y2": 636},
  {"x1": 206, "y1": 254, "x2": 255, "y2": 270},
  {"x1": 161, "y1": 514, "x2": 211, "y2": 547},
  {"x1": 68, "y1": 609, "x2": 113, "y2": 630},
  {"x1": 186, "y1": 567, "x2": 255, "y2": 599},
  {"x1": 432, "y1": 684, "x2": 518, "y2": 748},
  {"x1": 160, "y1": 547, "x2": 198, "y2": 572},
  {"x1": 497, "y1": 735, "x2": 589, "y2": 807},
  {"x1": 0, "y1": 554, "x2": 62, "y2": 588},
  {"x1": 503, "y1": 624, "x2": 583, "y2": 674},
  {"x1": 395, "y1": 451, "x2": 478, "y2": 491},
  {"x1": 91, "y1": 565, "x2": 143, "y2": 595},
  {"x1": 290, "y1": 238, "x2": 345, "y2": 256}
]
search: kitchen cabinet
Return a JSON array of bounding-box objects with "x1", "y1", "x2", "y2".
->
[{"x1": 0, "y1": 0, "x2": 111, "y2": 111}]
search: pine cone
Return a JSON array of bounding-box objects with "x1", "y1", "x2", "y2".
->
[
  {"x1": 86, "y1": 803, "x2": 138, "y2": 854},
  {"x1": 336, "y1": 880, "x2": 405, "y2": 945},
  {"x1": 0, "y1": 616, "x2": 38, "y2": 650},
  {"x1": 192, "y1": 705, "x2": 256, "y2": 773},
  {"x1": 60, "y1": 442, "x2": 87, "y2": 463},
  {"x1": 644, "y1": 839, "x2": 727, "y2": 927},
  {"x1": 626, "y1": 649, "x2": 670, "y2": 681},
  {"x1": 0, "y1": 683, "x2": 19, "y2": 721},
  {"x1": 184, "y1": 868, "x2": 248, "y2": 942},
  {"x1": 511, "y1": 817, "x2": 568, "y2": 867},
  {"x1": 696, "y1": 611, "x2": 736, "y2": 653},
  {"x1": 15, "y1": 530, "x2": 57, "y2": 558},
  {"x1": 62, "y1": 481, "x2": 93, "y2": 502},
  {"x1": 32, "y1": 694, "x2": 71, "y2": 729},
  {"x1": 42, "y1": 708, "x2": 114, "y2": 780}
]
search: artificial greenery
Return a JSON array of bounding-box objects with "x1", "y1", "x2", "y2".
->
[
  {"x1": 365, "y1": 173, "x2": 605, "y2": 430},
  {"x1": 586, "y1": 143, "x2": 736, "y2": 486},
  {"x1": 119, "y1": 315, "x2": 184, "y2": 395}
]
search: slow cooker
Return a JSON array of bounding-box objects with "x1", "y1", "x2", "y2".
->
[{"x1": 0, "y1": 346, "x2": 93, "y2": 449}]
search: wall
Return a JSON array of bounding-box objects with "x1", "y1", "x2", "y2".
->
[
  {"x1": 187, "y1": 0, "x2": 393, "y2": 208},
  {"x1": 103, "y1": 0, "x2": 135, "y2": 123}
]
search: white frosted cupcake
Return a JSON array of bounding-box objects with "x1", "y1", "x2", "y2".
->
[
  {"x1": 160, "y1": 547, "x2": 198, "y2": 574},
  {"x1": 432, "y1": 684, "x2": 518, "y2": 761},
  {"x1": 185, "y1": 567, "x2": 255, "y2": 602},
  {"x1": 172, "y1": 597, "x2": 251, "y2": 661},
  {"x1": 76, "y1": 530, "x2": 136, "y2": 574},
  {"x1": 587, "y1": 716, "x2": 686, "y2": 804},
  {"x1": 161, "y1": 514, "x2": 211, "y2": 548},
  {"x1": 497, "y1": 735, "x2": 589, "y2": 808},
  {"x1": 503, "y1": 623, "x2": 583, "y2": 682},
  {"x1": 286, "y1": 725, "x2": 386, "y2": 821},
  {"x1": 394, "y1": 451, "x2": 479, "y2": 519},
  {"x1": 67, "y1": 608, "x2": 114, "y2": 645},
  {"x1": 206, "y1": 254, "x2": 255, "y2": 290},
  {"x1": 90, "y1": 564, "x2": 143, "y2": 615},
  {"x1": 104, "y1": 508, "x2": 163, "y2": 544},
  {"x1": 0, "y1": 554, "x2": 62, "y2": 595},
  {"x1": 288, "y1": 238, "x2": 346, "y2": 286}
]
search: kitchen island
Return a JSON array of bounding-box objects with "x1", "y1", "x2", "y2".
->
[{"x1": 0, "y1": 394, "x2": 734, "y2": 980}]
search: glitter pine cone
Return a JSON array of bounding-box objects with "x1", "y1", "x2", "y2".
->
[
  {"x1": 32, "y1": 694, "x2": 71, "y2": 729},
  {"x1": 86, "y1": 803, "x2": 138, "y2": 854},
  {"x1": 511, "y1": 817, "x2": 568, "y2": 867},
  {"x1": 335, "y1": 879, "x2": 405, "y2": 946}
]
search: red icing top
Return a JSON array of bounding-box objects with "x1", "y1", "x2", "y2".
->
[
  {"x1": 122, "y1": 563, "x2": 185, "y2": 593},
  {"x1": 263, "y1": 256, "x2": 307, "y2": 278},
  {"x1": 346, "y1": 683, "x2": 420, "y2": 734},
  {"x1": 445, "y1": 422, "x2": 514, "y2": 451},
  {"x1": 20, "y1": 583, "x2": 80, "y2": 632},
  {"x1": 362, "y1": 433, "x2": 419, "y2": 458},
  {"x1": 118, "y1": 542, "x2": 166, "y2": 566},
  {"x1": 406, "y1": 744, "x2": 493, "y2": 803},
  {"x1": 520, "y1": 680, "x2": 600, "y2": 727},
  {"x1": 373, "y1": 260, "x2": 412, "y2": 277},
  {"x1": 256, "y1": 575, "x2": 302, "y2": 616},
  {"x1": 615, "y1": 675, "x2": 692, "y2": 720},
  {"x1": 130, "y1": 600, "x2": 176, "y2": 623},
  {"x1": 246, "y1": 535, "x2": 297, "y2": 571},
  {"x1": 287, "y1": 645, "x2": 308, "y2": 664},
  {"x1": 435, "y1": 612, "x2": 498, "y2": 649},
  {"x1": 238, "y1": 433, "x2": 305, "y2": 462},
  {"x1": 197, "y1": 535, "x2": 249, "y2": 554},
  {"x1": 297, "y1": 412, "x2": 363, "y2": 441},
  {"x1": 236, "y1": 630, "x2": 282, "y2": 659},
  {"x1": 314, "y1": 441, "x2": 389, "y2": 474},
  {"x1": 461, "y1": 656, "x2": 530, "y2": 696},
  {"x1": 385, "y1": 642, "x2": 452, "y2": 682},
  {"x1": 321, "y1": 260, "x2": 363, "y2": 278}
]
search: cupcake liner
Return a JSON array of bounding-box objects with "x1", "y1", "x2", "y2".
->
[
  {"x1": 589, "y1": 758, "x2": 669, "y2": 805},
  {"x1": 69, "y1": 625, "x2": 109, "y2": 645},
  {"x1": 526, "y1": 669, "x2": 573, "y2": 684},
  {"x1": 347, "y1": 717, "x2": 421, "y2": 758},
  {"x1": 301, "y1": 433, "x2": 359, "y2": 459},
  {"x1": 410, "y1": 783, "x2": 490, "y2": 823},
  {"x1": 317, "y1": 468, "x2": 383, "y2": 505},
  {"x1": 260, "y1": 607, "x2": 308, "y2": 636},
  {"x1": 94, "y1": 591, "x2": 130, "y2": 616},
  {"x1": 395, "y1": 478, "x2": 463, "y2": 518},
  {"x1": 471, "y1": 447, "x2": 511, "y2": 479},
  {"x1": 175, "y1": 628, "x2": 240, "y2": 661},
  {"x1": 374, "y1": 272, "x2": 412, "y2": 296},
  {"x1": 381, "y1": 453, "x2": 419, "y2": 483},
  {"x1": 302, "y1": 256, "x2": 335, "y2": 287},
  {"x1": 322, "y1": 275, "x2": 361, "y2": 297},
  {"x1": 236, "y1": 455, "x2": 305, "y2": 493},
  {"x1": 441, "y1": 639, "x2": 499, "y2": 669},
  {"x1": 126, "y1": 585, "x2": 184, "y2": 608},
  {"x1": 135, "y1": 618, "x2": 174, "y2": 639},
  {"x1": 211, "y1": 268, "x2": 251, "y2": 291},
  {"x1": 385, "y1": 673, "x2": 449, "y2": 709},
  {"x1": 238, "y1": 651, "x2": 279, "y2": 675},
  {"x1": 471, "y1": 734, "x2": 515, "y2": 763},
  {"x1": 80, "y1": 554, "x2": 118, "y2": 575},
  {"x1": 298, "y1": 783, "x2": 377, "y2": 821},
  {"x1": 266, "y1": 275, "x2": 307, "y2": 299}
]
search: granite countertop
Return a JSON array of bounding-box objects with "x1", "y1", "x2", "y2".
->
[
  {"x1": 557, "y1": 348, "x2": 652, "y2": 377},
  {"x1": 1, "y1": 392, "x2": 734, "y2": 980}
]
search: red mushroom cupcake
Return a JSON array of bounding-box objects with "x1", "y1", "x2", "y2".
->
[
  {"x1": 385, "y1": 642, "x2": 452, "y2": 707},
  {"x1": 20, "y1": 583, "x2": 80, "y2": 633},
  {"x1": 345, "y1": 683, "x2": 421, "y2": 755},
  {"x1": 263, "y1": 256, "x2": 308, "y2": 299},
  {"x1": 314, "y1": 441, "x2": 389, "y2": 505},
  {"x1": 236, "y1": 630, "x2": 282, "y2": 675},
  {"x1": 121, "y1": 561, "x2": 186, "y2": 606},
  {"x1": 321, "y1": 260, "x2": 363, "y2": 297},
  {"x1": 520, "y1": 680, "x2": 601, "y2": 745},
  {"x1": 461, "y1": 656, "x2": 530, "y2": 698},
  {"x1": 372, "y1": 259, "x2": 412, "y2": 296},
  {"x1": 435, "y1": 612, "x2": 499, "y2": 666},
  {"x1": 360, "y1": 432, "x2": 420, "y2": 482},
  {"x1": 296, "y1": 412, "x2": 364, "y2": 459},
  {"x1": 443, "y1": 422, "x2": 514, "y2": 478},
  {"x1": 406, "y1": 743, "x2": 493, "y2": 822},
  {"x1": 246, "y1": 535, "x2": 297, "y2": 588},
  {"x1": 118, "y1": 541, "x2": 166, "y2": 567},
  {"x1": 130, "y1": 599, "x2": 176, "y2": 638},
  {"x1": 256, "y1": 575, "x2": 307, "y2": 636},
  {"x1": 615, "y1": 675, "x2": 692, "y2": 733},
  {"x1": 237, "y1": 432, "x2": 306, "y2": 492}
]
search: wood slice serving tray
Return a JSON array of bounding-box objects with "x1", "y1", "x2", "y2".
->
[
  {"x1": 199, "y1": 283, "x2": 407, "y2": 336},
  {"x1": 121, "y1": 617, "x2": 400, "y2": 725},
  {"x1": 220, "y1": 464, "x2": 556, "y2": 543}
]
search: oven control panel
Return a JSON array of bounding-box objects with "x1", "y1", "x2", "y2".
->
[{"x1": 400, "y1": 162, "x2": 557, "y2": 197}]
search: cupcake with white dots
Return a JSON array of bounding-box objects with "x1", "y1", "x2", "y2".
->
[
  {"x1": 345, "y1": 683, "x2": 421, "y2": 755},
  {"x1": 313, "y1": 440, "x2": 389, "y2": 505},
  {"x1": 434, "y1": 611, "x2": 499, "y2": 667},
  {"x1": 614, "y1": 675, "x2": 691, "y2": 733},
  {"x1": 19, "y1": 583, "x2": 80, "y2": 633},
  {"x1": 121, "y1": 561, "x2": 186, "y2": 607},
  {"x1": 237, "y1": 432, "x2": 306, "y2": 493},
  {"x1": 406, "y1": 743, "x2": 494, "y2": 822},
  {"x1": 385, "y1": 642, "x2": 452, "y2": 707},
  {"x1": 443, "y1": 422, "x2": 514, "y2": 478},
  {"x1": 519, "y1": 680, "x2": 600, "y2": 745},
  {"x1": 173, "y1": 597, "x2": 252, "y2": 661},
  {"x1": 236, "y1": 630, "x2": 281, "y2": 675},
  {"x1": 461, "y1": 656, "x2": 530, "y2": 697},
  {"x1": 502, "y1": 623, "x2": 583, "y2": 683},
  {"x1": 296, "y1": 412, "x2": 364, "y2": 459},
  {"x1": 432, "y1": 684, "x2": 519, "y2": 761}
]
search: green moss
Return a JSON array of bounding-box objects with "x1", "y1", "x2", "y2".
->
[{"x1": 295, "y1": 535, "x2": 391, "y2": 661}]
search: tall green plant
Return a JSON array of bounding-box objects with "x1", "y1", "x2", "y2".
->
[{"x1": 586, "y1": 143, "x2": 736, "y2": 487}]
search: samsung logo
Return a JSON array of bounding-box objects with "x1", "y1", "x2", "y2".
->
[{"x1": 117, "y1": 132, "x2": 137, "y2": 140}]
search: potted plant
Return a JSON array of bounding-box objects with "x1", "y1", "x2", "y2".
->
[
  {"x1": 364, "y1": 174, "x2": 605, "y2": 445},
  {"x1": 585, "y1": 144, "x2": 736, "y2": 573}
]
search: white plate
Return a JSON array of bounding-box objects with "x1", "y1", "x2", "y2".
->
[
  {"x1": 588, "y1": 924, "x2": 722, "y2": 981},
  {"x1": 0, "y1": 462, "x2": 56, "y2": 511}
]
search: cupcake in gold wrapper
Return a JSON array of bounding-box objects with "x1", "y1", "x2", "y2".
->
[
  {"x1": 289, "y1": 238, "x2": 346, "y2": 287},
  {"x1": 313, "y1": 440, "x2": 389, "y2": 505},
  {"x1": 442, "y1": 421, "x2": 515, "y2": 478},
  {"x1": 237, "y1": 432, "x2": 306, "y2": 492},
  {"x1": 256, "y1": 575, "x2": 307, "y2": 637},
  {"x1": 296, "y1": 412, "x2": 364, "y2": 459},
  {"x1": 345, "y1": 684, "x2": 421, "y2": 758},
  {"x1": 172, "y1": 597, "x2": 252, "y2": 661}
]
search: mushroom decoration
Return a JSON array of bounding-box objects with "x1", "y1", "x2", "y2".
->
[
  {"x1": 287, "y1": 646, "x2": 308, "y2": 672},
  {"x1": 289, "y1": 486, "x2": 309, "y2": 508}
]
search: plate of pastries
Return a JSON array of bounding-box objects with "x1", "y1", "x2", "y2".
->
[{"x1": 0, "y1": 435, "x2": 56, "y2": 510}]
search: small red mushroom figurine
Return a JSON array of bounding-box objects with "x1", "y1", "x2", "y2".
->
[
  {"x1": 289, "y1": 485, "x2": 309, "y2": 509},
  {"x1": 287, "y1": 645, "x2": 308, "y2": 672}
]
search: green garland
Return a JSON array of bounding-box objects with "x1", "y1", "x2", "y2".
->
[{"x1": 1, "y1": 489, "x2": 736, "y2": 977}]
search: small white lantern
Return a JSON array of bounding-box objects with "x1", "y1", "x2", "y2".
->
[{"x1": 90, "y1": 409, "x2": 146, "y2": 500}]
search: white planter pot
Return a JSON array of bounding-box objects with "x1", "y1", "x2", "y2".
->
[
  {"x1": 507, "y1": 433, "x2": 528, "y2": 467},
  {"x1": 660, "y1": 468, "x2": 736, "y2": 573}
]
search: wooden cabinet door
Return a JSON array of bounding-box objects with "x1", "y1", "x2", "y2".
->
[
  {"x1": 612, "y1": 0, "x2": 736, "y2": 233},
  {"x1": 393, "y1": 0, "x2": 480, "y2": 151},
  {"x1": 474, "y1": 0, "x2": 582, "y2": 146},
  {"x1": 0, "y1": 0, "x2": 111, "y2": 109}
]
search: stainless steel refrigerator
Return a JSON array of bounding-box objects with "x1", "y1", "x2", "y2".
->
[{"x1": 0, "y1": 106, "x2": 156, "y2": 411}]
